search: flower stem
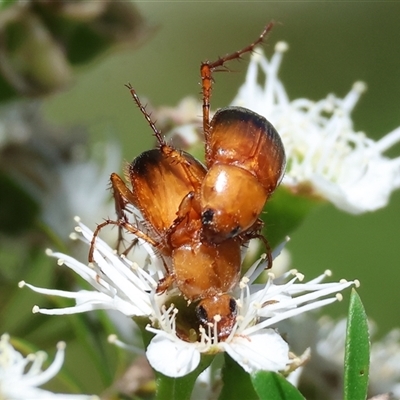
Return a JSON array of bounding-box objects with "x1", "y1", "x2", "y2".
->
[{"x1": 155, "y1": 354, "x2": 214, "y2": 400}]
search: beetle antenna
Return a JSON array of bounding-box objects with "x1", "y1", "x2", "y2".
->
[{"x1": 125, "y1": 83, "x2": 165, "y2": 146}]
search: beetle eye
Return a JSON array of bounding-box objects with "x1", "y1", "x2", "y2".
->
[
  {"x1": 229, "y1": 298, "x2": 237, "y2": 315},
  {"x1": 195, "y1": 304, "x2": 208, "y2": 325},
  {"x1": 201, "y1": 209, "x2": 214, "y2": 225}
]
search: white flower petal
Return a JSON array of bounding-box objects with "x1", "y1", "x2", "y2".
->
[
  {"x1": 22, "y1": 222, "x2": 156, "y2": 319},
  {"x1": 146, "y1": 334, "x2": 201, "y2": 377},
  {"x1": 222, "y1": 330, "x2": 289, "y2": 374}
]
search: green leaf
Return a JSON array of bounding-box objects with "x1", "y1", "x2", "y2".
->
[
  {"x1": 261, "y1": 185, "x2": 324, "y2": 249},
  {"x1": 251, "y1": 371, "x2": 305, "y2": 400},
  {"x1": 344, "y1": 289, "x2": 370, "y2": 400},
  {"x1": 219, "y1": 354, "x2": 258, "y2": 400}
]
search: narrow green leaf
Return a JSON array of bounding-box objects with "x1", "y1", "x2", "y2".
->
[
  {"x1": 251, "y1": 371, "x2": 305, "y2": 400},
  {"x1": 219, "y1": 354, "x2": 258, "y2": 400},
  {"x1": 344, "y1": 289, "x2": 370, "y2": 400}
]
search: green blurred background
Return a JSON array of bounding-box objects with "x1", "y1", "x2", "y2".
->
[{"x1": 45, "y1": 1, "x2": 400, "y2": 336}]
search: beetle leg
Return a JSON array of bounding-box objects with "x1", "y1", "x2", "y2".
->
[
  {"x1": 200, "y1": 22, "x2": 274, "y2": 167},
  {"x1": 89, "y1": 218, "x2": 159, "y2": 264},
  {"x1": 239, "y1": 218, "x2": 273, "y2": 269},
  {"x1": 110, "y1": 172, "x2": 139, "y2": 254},
  {"x1": 166, "y1": 191, "x2": 196, "y2": 233},
  {"x1": 156, "y1": 273, "x2": 176, "y2": 294},
  {"x1": 256, "y1": 234, "x2": 273, "y2": 270}
]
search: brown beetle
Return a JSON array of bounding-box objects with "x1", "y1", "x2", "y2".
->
[
  {"x1": 200, "y1": 106, "x2": 285, "y2": 244},
  {"x1": 89, "y1": 23, "x2": 285, "y2": 339}
]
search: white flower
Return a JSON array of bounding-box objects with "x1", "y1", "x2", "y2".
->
[
  {"x1": 41, "y1": 141, "x2": 121, "y2": 241},
  {"x1": 20, "y1": 220, "x2": 356, "y2": 378},
  {"x1": 317, "y1": 318, "x2": 400, "y2": 399},
  {"x1": 369, "y1": 328, "x2": 400, "y2": 397},
  {"x1": 231, "y1": 42, "x2": 400, "y2": 214},
  {"x1": 20, "y1": 219, "x2": 162, "y2": 318},
  {"x1": 275, "y1": 315, "x2": 347, "y2": 398},
  {"x1": 281, "y1": 315, "x2": 400, "y2": 398},
  {"x1": 0, "y1": 333, "x2": 98, "y2": 400},
  {"x1": 0, "y1": 100, "x2": 122, "y2": 241}
]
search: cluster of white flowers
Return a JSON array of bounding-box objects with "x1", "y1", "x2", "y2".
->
[
  {"x1": 369, "y1": 328, "x2": 400, "y2": 397},
  {"x1": 0, "y1": 333, "x2": 98, "y2": 399},
  {"x1": 41, "y1": 141, "x2": 121, "y2": 241},
  {"x1": 281, "y1": 315, "x2": 400, "y2": 399},
  {"x1": 20, "y1": 219, "x2": 357, "y2": 378},
  {"x1": 231, "y1": 42, "x2": 400, "y2": 214}
]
